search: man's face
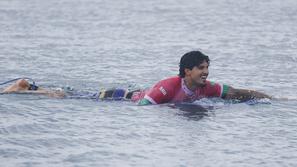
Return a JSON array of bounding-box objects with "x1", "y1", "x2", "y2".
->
[{"x1": 186, "y1": 60, "x2": 209, "y2": 86}]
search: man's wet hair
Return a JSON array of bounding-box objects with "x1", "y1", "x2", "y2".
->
[{"x1": 179, "y1": 51, "x2": 210, "y2": 78}]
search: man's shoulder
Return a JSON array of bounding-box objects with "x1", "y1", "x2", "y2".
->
[
  {"x1": 159, "y1": 76, "x2": 181, "y2": 84},
  {"x1": 201, "y1": 80, "x2": 221, "y2": 90},
  {"x1": 201, "y1": 80, "x2": 227, "y2": 97},
  {"x1": 149, "y1": 76, "x2": 181, "y2": 96},
  {"x1": 143, "y1": 76, "x2": 181, "y2": 104},
  {"x1": 155, "y1": 76, "x2": 181, "y2": 88}
]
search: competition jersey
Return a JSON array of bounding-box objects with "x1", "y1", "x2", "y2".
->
[{"x1": 131, "y1": 76, "x2": 229, "y2": 104}]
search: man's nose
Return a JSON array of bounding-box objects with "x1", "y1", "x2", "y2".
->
[{"x1": 203, "y1": 68, "x2": 208, "y2": 74}]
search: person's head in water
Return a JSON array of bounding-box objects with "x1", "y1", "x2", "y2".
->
[{"x1": 179, "y1": 51, "x2": 210, "y2": 86}]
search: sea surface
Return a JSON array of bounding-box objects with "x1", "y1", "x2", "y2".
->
[{"x1": 0, "y1": 0, "x2": 297, "y2": 166}]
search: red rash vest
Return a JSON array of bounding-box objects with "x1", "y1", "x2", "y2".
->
[{"x1": 131, "y1": 76, "x2": 229, "y2": 104}]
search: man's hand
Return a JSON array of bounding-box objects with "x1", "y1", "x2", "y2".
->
[{"x1": 224, "y1": 86, "x2": 271, "y2": 102}]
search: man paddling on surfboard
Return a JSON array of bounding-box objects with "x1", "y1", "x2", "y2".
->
[
  {"x1": 133, "y1": 51, "x2": 271, "y2": 105},
  {"x1": 1, "y1": 51, "x2": 271, "y2": 104}
]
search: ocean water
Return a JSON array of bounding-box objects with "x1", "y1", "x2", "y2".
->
[{"x1": 0, "y1": 0, "x2": 297, "y2": 166}]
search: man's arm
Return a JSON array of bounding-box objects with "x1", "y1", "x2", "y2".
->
[{"x1": 224, "y1": 86, "x2": 271, "y2": 102}]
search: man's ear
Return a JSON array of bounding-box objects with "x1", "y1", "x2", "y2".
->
[{"x1": 184, "y1": 68, "x2": 191, "y2": 76}]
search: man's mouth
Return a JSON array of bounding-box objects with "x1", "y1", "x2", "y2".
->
[{"x1": 201, "y1": 75, "x2": 207, "y2": 81}]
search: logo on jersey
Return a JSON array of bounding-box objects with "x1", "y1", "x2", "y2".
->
[
  {"x1": 159, "y1": 86, "x2": 167, "y2": 95},
  {"x1": 210, "y1": 81, "x2": 215, "y2": 86}
]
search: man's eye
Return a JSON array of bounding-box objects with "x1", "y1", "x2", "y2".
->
[{"x1": 198, "y1": 66, "x2": 208, "y2": 70}]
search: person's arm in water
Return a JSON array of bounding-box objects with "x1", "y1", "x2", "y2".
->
[{"x1": 224, "y1": 86, "x2": 271, "y2": 102}]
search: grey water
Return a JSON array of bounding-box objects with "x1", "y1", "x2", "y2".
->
[{"x1": 1, "y1": 0, "x2": 297, "y2": 166}]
